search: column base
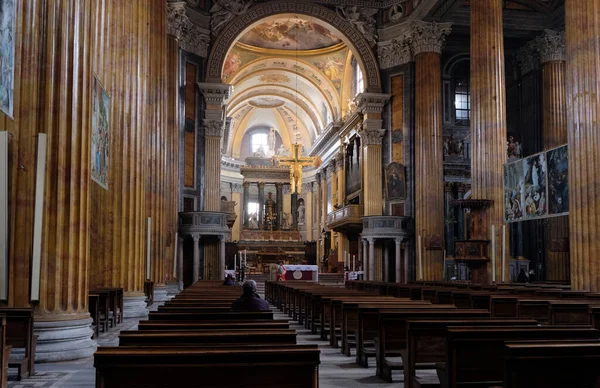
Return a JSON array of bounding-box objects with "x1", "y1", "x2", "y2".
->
[
  {"x1": 24, "y1": 317, "x2": 97, "y2": 363},
  {"x1": 166, "y1": 281, "x2": 181, "y2": 298},
  {"x1": 153, "y1": 285, "x2": 170, "y2": 305},
  {"x1": 123, "y1": 294, "x2": 149, "y2": 318}
]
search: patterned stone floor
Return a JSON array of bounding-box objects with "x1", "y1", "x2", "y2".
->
[{"x1": 8, "y1": 297, "x2": 438, "y2": 387}]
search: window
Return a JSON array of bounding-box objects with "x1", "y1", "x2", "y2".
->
[
  {"x1": 454, "y1": 79, "x2": 470, "y2": 122},
  {"x1": 355, "y1": 63, "x2": 364, "y2": 95},
  {"x1": 247, "y1": 202, "x2": 259, "y2": 217},
  {"x1": 251, "y1": 133, "x2": 268, "y2": 153}
]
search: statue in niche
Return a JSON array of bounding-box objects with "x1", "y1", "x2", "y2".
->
[
  {"x1": 263, "y1": 192, "x2": 277, "y2": 229},
  {"x1": 281, "y1": 212, "x2": 291, "y2": 229},
  {"x1": 298, "y1": 203, "x2": 306, "y2": 225},
  {"x1": 252, "y1": 146, "x2": 266, "y2": 158}
]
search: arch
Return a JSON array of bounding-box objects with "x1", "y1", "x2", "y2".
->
[
  {"x1": 443, "y1": 53, "x2": 470, "y2": 78},
  {"x1": 206, "y1": 2, "x2": 382, "y2": 92}
]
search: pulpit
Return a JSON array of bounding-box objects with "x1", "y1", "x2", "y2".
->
[{"x1": 450, "y1": 199, "x2": 493, "y2": 284}]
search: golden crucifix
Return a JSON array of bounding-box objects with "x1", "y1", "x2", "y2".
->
[{"x1": 272, "y1": 143, "x2": 321, "y2": 194}]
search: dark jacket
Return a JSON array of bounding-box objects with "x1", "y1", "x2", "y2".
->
[
  {"x1": 223, "y1": 278, "x2": 236, "y2": 286},
  {"x1": 231, "y1": 293, "x2": 270, "y2": 312}
]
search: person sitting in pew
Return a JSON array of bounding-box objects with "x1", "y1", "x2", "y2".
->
[
  {"x1": 231, "y1": 280, "x2": 270, "y2": 312},
  {"x1": 223, "y1": 274, "x2": 236, "y2": 286}
]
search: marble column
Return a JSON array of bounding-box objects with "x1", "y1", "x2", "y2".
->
[
  {"x1": 243, "y1": 182, "x2": 250, "y2": 228},
  {"x1": 362, "y1": 239, "x2": 368, "y2": 278},
  {"x1": 536, "y1": 30, "x2": 570, "y2": 282},
  {"x1": 410, "y1": 21, "x2": 451, "y2": 281},
  {"x1": 384, "y1": 243, "x2": 390, "y2": 282},
  {"x1": 357, "y1": 93, "x2": 390, "y2": 216},
  {"x1": 177, "y1": 235, "x2": 184, "y2": 290},
  {"x1": 192, "y1": 234, "x2": 201, "y2": 282},
  {"x1": 368, "y1": 238, "x2": 376, "y2": 281},
  {"x1": 470, "y1": 0, "x2": 508, "y2": 282},
  {"x1": 258, "y1": 182, "x2": 265, "y2": 229},
  {"x1": 276, "y1": 183, "x2": 283, "y2": 229},
  {"x1": 565, "y1": 0, "x2": 600, "y2": 291},
  {"x1": 395, "y1": 238, "x2": 402, "y2": 283},
  {"x1": 219, "y1": 235, "x2": 226, "y2": 279}
]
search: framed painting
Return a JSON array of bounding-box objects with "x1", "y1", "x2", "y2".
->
[
  {"x1": 91, "y1": 75, "x2": 110, "y2": 189},
  {"x1": 385, "y1": 162, "x2": 406, "y2": 200},
  {"x1": 0, "y1": 0, "x2": 16, "y2": 118}
]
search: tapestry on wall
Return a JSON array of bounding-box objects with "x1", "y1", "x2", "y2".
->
[
  {"x1": 504, "y1": 145, "x2": 568, "y2": 223},
  {"x1": 0, "y1": 0, "x2": 16, "y2": 117},
  {"x1": 91, "y1": 75, "x2": 110, "y2": 190}
]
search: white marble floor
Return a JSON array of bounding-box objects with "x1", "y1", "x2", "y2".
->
[{"x1": 8, "y1": 303, "x2": 417, "y2": 387}]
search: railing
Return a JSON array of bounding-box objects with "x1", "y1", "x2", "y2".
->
[
  {"x1": 326, "y1": 204, "x2": 364, "y2": 230},
  {"x1": 360, "y1": 215, "x2": 413, "y2": 239}
]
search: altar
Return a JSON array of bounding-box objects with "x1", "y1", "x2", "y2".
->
[{"x1": 283, "y1": 265, "x2": 319, "y2": 282}]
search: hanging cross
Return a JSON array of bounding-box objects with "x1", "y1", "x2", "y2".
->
[{"x1": 272, "y1": 143, "x2": 321, "y2": 194}]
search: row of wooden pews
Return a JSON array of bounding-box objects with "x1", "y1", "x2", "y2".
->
[
  {"x1": 88, "y1": 287, "x2": 124, "y2": 338},
  {"x1": 266, "y1": 280, "x2": 600, "y2": 388},
  {"x1": 94, "y1": 280, "x2": 320, "y2": 388},
  {"x1": 0, "y1": 308, "x2": 36, "y2": 384}
]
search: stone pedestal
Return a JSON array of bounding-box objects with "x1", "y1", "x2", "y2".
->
[
  {"x1": 123, "y1": 293, "x2": 149, "y2": 318},
  {"x1": 31, "y1": 318, "x2": 96, "y2": 363},
  {"x1": 565, "y1": 0, "x2": 600, "y2": 291},
  {"x1": 153, "y1": 285, "x2": 170, "y2": 305},
  {"x1": 470, "y1": 0, "x2": 508, "y2": 282}
]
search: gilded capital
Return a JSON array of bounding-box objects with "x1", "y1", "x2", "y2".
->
[
  {"x1": 408, "y1": 21, "x2": 452, "y2": 55},
  {"x1": 536, "y1": 29, "x2": 565, "y2": 64}
]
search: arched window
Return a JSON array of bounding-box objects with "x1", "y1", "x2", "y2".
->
[
  {"x1": 251, "y1": 132, "x2": 268, "y2": 153},
  {"x1": 454, "y1": 78, "x2": 470, "y2": 122},
  {"x1": 355, "y1": 61, "x2": 364, "y2": 95}
]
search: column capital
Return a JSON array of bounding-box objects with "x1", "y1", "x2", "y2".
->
[
  {"x1": 367, "y1": 237, "x2": 376, "y2": 244},
  {"x1": 395, "y1": 237, "x2": 403, "y2": 245},
  {"x1": 378, "y1": 36, "x2": 412, "y2": 69},
  {"x1": 191, "y1": 233, "x2": 201, "y2": 242},
  {"x1": 335, "y1": 151, "x2": 344, "y2": 170},
  {"x1": 408, "y1": 21, "x2": 452, "y2": 56},
  {"x1": 203, "y1": 120, "x2": 224, "y2": 137},
  {"x1": 302, "y1": 182, "x2": 312, "y2": 193},
  {"x1": 167, "y1": 2, "x2": 210, "y2": 58},
  {"x1": 326, "y1": 164, "x2": 334, "y2": 179},
  {"x1": 515, "y1": 40, "x2": 540, "y2": 75},
  {"x1": 243, "y1": 181, "x2": 250, "y2": 188},
  {"x1": 315, "y1": 173, "x2": 321, "y2": 184},
  {"x1": 536, "y1": 29, "x2": 565, "y2": 64},
  {"x1": 275, "y1": 182, "x2": 283, "y2": 189},
  {"x1": 358, "y1": 126, "x2": 385, "y2": 146},
  {"x1": 258, "y1": 182, "x2": 265, "y2": 189},
  {"x1": 218, "y1": 234, "x2": 226, "y2": 241}
]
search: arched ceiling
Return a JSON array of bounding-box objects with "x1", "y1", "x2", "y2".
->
[{"x1": 223, "y1": 14, "x2": 362, "y2": 161}]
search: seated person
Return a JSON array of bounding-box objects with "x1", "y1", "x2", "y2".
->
[
  {"x1": 231, "y1": 280, "x2": 270, "y2": 312},
  {"x1": 223, "y1": 274, "x2": 236, "y2": 286}
]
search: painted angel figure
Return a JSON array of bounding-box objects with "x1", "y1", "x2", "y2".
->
[{"x1": 210, "y1": 0, "x2": 253, "y2": 36}]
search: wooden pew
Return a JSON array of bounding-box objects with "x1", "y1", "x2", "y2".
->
[
  {"x1": 95, "y1": 345, "x2": 320, "y2": 388},
  {"x1": 137, "y1": 320, "x2": 291, "y2": 331},
  {"x1": 402, "y1": 319, "x2": 538, "y2": 388},
  {"x1": 148, "y1": 311, "x2": 274, "y2": 321},
  {"x1": 88, "y1": 293, "x2": 101, "y2": 339},
  {"x1": 375, "y1": 309, "x2": 490, "y2": 382},
  {"x1": 439, "y1": 326, "x2": 600, "y2": 388},
  {"x1": 356, "y1": 305, "x2": 457, "y2": 368},
  {"x1": 503, "y1": 341, "x2": 600, "y2": 388},
  {"x1": 118, "y1": 330, "x2": 297, "y2": 347},
  {"x1": 0, "y1": 308, "x2": 35, "y2": 380}
]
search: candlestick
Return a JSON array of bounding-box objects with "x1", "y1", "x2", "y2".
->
[
  {"x1": 502, "y1": 225, "x2": 506, "y2": 282},
  {"x1": 491, "y1": 224, "x2": 496, "y2": 283},
  {"x1": 417, "y1": 235, "x2": 423, "y2": 280}
]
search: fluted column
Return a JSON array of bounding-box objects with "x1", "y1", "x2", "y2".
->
[
  {"x1": 565, "y1": 1, "x2": 600, "y2": 291},
  {"x1": 470, "y1": 0, "x2": 508, "y2": 282},
  {"x1": 243, "y1": 182, "x2": 250, "y2": 228},
  {"x1": 410, "y1": 21, "x2": 451, "y2": 281},
  {"x1": 177, "y1": 235, "x2": 184, "y2": 290},
  {"x1": 35, "y1": 0, "x2": 98, "y2": 361},
  {"x1": 336, "y1": 151, "x2": 345, "y2": 206},
  {"x1": 536, "y1": 30, "x2": 570, "y2": 282},
  {"x1": 395, "y1": 238, "x2": 402, "y2": 283},
  {"x1": 192, "y1": 234, "x2": 201, "y2": 282}
]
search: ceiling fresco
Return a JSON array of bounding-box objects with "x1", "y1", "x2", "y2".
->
[{"x1": 238, "y1": 18, "x2": 343, "y2": 50}]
